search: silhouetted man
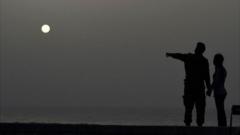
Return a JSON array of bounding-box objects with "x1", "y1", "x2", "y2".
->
[{"x1": 166, "y1": 42, "x2": 211, "y2": 126}]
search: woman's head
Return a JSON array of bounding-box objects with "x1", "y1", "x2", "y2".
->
[{"x1": 214, "y1": 53, "x2": 224, "y2": 66}]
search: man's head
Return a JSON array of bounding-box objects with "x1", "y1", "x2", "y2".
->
[{"x1": 195, "y1": 42, "x2": 206, "y2": 55}]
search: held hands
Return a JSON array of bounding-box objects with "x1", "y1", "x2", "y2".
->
[{"x1": 206, "y1": 88, "x2": 212, "y2": 97}]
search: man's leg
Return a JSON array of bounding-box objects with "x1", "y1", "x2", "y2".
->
[
  {"x1": 183, "y1": 95, "x2": 194, "y2": 126},
  {"x1": 196, "y1": 94, "x2": 206, "y2": 127}
]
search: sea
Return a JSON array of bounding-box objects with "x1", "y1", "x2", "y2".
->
[{"x1": 1, "y1": 107, "x2": 240, "y2": 126}]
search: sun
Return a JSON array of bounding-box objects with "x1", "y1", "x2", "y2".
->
[{"x1": 41, "y1": 24, "x2": 51, "y2": 33}]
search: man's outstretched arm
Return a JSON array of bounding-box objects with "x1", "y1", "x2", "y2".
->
[{"x1": 166, "y1": 53, "x2": 187, "y2": 61}]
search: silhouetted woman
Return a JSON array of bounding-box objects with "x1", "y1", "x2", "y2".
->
[{"x1": 209, "y1": 54, "x2": 227, "y2": 126}]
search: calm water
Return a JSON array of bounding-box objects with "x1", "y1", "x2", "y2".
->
[{"x1": 1, "y1": 107, "x2": 239, "y2": 126}]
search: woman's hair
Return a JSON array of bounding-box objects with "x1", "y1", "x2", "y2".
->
[{"x1": 214, "y1": 53, "x2": 224, "y2": 66}]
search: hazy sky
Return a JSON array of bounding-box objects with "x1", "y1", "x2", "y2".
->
[{"x1": 1, "y1": 0, "x2": 239, "y2": 112}]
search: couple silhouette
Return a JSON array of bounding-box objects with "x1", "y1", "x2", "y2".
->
[{"x1": 166, "y1": 42, "x2": 227, "y2": 127}]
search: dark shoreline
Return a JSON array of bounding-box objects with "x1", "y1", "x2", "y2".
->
[{"x1": 1, "y1": 122, "x2": 240, "y2": 135}]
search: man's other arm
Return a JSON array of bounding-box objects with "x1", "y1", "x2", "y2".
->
[{"x1": 205, "y1": 60, "x2": 212, "y2": 96}]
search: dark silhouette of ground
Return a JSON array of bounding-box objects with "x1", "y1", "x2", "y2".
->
[
  {"x1": 207, "y1": 53, "x2": 227, "y2": 127},
  {"x1": 0, "y1": 123, "x2": 240, "y2": 135},
  {"x1": 166, "y1": 42, "x2": 211, "y2": 127}
]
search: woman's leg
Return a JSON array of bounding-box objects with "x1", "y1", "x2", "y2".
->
[{"x1": 215, "y1": 95, "x2": 227, "y2": 126}]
